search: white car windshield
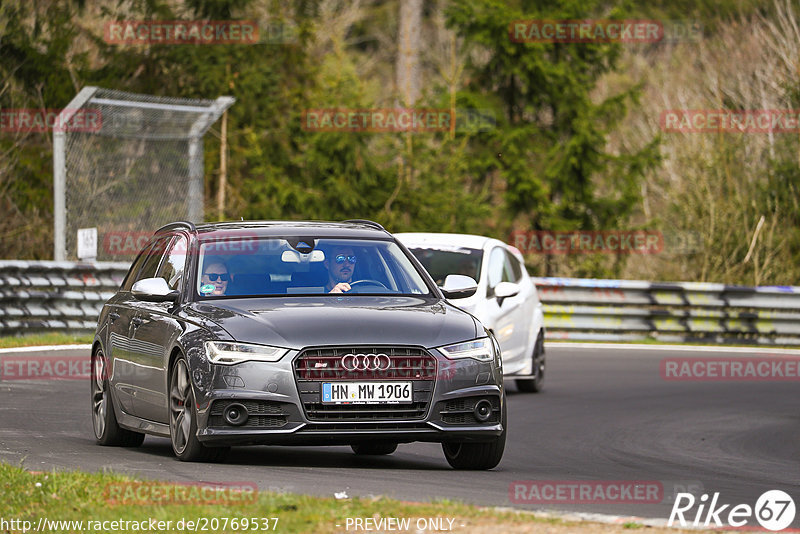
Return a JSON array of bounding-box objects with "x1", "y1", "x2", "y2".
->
[{"x1": 406, "y1": 246, "x2": 483, "y2": 286}]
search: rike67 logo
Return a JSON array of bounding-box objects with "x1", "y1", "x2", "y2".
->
[{"x1": 669, "y1": 490, "x2": 796, "y2": 531}]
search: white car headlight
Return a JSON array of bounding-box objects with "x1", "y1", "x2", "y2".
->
[
  {"x1": 205, "y1": 341, "x2": 289, "y2": 365},
  {"x1": 438, "y1": 337, "x2": 494, "y2": 362}
]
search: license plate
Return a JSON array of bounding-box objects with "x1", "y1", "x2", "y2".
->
[{"x1": 322, "y1": 381, "x2": 412, "y2": 404}]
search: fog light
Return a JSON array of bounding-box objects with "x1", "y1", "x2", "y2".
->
[
  {"x1": 473, "y1": 399, "x2": 493, "y2": 422},
  {"x1": 223, "y1": 403, "x2": 248, "y2": 426}
]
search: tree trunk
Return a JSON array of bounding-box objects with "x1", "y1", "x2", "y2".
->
[{"x1": 396, "y1": 0, "x2": 423, "y2": 106}]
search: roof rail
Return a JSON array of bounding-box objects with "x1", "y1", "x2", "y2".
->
[
  {"x1": 342, "y1": 219, "x2": 386, "y2": 231},
  {"x1": 154, "y1": 220, "x2": 197, "y2": 234}
]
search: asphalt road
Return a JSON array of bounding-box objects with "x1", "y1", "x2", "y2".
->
[{"x1": 1, "y1": 344, "x2": 797, "y2": 526}]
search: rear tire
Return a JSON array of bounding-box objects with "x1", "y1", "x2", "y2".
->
[
  {"x1": 351, "y1": 442, "x2": 398, "y2": 455},
  {"x1": 516, "y1": 332, "x2": 545, "y2": 393},
  {"x1": 169, "y1": 356, "x2": 229, "y2": 462},
  {"x1": 442, "y1": 394, "x2": 506, "y2": 470},
  {"x1": 91, "y1": 349, "x2": 145, "y2": 447}
]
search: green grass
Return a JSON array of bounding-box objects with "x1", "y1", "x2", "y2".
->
[
  {"x1": 0, "y1": 332, "x2": 94, "y2": 349},
  {"x1": 0, "y1": 462, "x2": 572, "y2": 534}
]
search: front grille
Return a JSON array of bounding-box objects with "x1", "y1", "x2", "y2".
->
[
  {"x1": 208, "y1": 400, "x2": 289, "y2": 429},
  {"x1": 294, "y1": 346, "x2": 437, "y2": 381},
  {"x1": 439, "y1": 396, "x2": 501, "y2": 425},
  {"x1": 294, "y1": 346, "x2": 437, "y2": 422}
]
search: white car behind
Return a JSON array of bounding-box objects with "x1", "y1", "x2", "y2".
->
[{"x1": 397, "y1": 233, "x2": 546, "y2": 392}]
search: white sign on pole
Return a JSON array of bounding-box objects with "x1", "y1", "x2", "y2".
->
[{"x1": 77, "y1": 227, "x2": 98, "y2": 261}]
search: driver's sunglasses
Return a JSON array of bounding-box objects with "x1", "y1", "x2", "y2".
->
[
  {"x1": 204, "y1": 273, "x2": 230, "y2": 281},
  {"x1": 335, "y1": 254, "x2": 357, "y2": 265}
]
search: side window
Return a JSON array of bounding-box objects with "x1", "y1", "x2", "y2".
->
[
  {"x1": 487, "y1": 247, "x2": 517, "y2": 297},
  {"x1": 134, "y1": 236, "x2": 171, "y2": 284},
  {"x1": 504, "y1": 250, "x2": 524, "y2": 282},
  {"x1": 121, "y1": 243, "x2": 154, "y2": 291},
  {"x1": 157, "y1": 235, "x2": 187, "y2": 290},
  {"x1": 486, "y1": 247, "x2": 508, "y2": 294}
]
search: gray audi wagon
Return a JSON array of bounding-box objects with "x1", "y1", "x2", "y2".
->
[{"x1": 91, "y1": 220, "x2": 506, "y2": 469}]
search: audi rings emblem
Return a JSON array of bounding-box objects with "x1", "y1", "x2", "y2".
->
[{"x1": 341, "y1": 353, "x2": 391, "y2": 371}]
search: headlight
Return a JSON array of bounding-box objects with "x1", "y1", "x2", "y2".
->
[
  {"x1": 438, "y1": 337, "x2": 494, "y2": 362},
  {"x1": 205, "y1": 341, "x2": 289, "y2": 365}
]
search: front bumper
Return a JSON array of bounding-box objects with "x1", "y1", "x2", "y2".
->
[
  {"x1": 197, "y1": 422, "x2": 503, "y2": 446},
  {"x1": 189, "y1": 346, "x2": 505, "y2": 446}
]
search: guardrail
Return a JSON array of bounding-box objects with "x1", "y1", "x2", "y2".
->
[
  {"x1": 2, "y1": 262, "x2": 799, "y2": 345},
  {"x1": 533, "y1": 277, "x2": 800, "y2": 345},
  {"x1": 0, "y1": 261, "x2": 128, "y2": 334}
]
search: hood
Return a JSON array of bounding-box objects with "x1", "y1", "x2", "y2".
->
[{"x1": 183, "y1": 296, "x2": 479, "y2": 349}]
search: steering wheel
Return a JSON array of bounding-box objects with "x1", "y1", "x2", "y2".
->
[{"x1": 348, "y1": 279, "x2": 389, "y2": 291}]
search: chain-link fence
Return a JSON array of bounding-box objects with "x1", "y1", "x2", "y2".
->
[{"x1": 53, "y1": 87, "x2": 233, "y2": 261}]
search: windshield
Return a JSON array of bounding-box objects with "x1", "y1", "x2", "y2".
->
[
  {"x1": 196, "y1": 237, "x2": 431, "y2": 298},
  {"x1": 406, "y1": 246, "x2": 483, "y2": 286}
]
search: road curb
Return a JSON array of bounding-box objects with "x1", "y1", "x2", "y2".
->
[
  {"x1": 0, "y1": 344, "x2": 92, "y2": 354},
  {"x1": 492, "y1": 506, "x2": 692, "y2": 530}
]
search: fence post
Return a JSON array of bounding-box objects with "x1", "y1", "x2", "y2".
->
[
  {"x1": 187, "y1": 136, "x2": 203, "y2": 223},
  {"x1": 53, "y1": 131, "x2": 66, "y2": 261},
  {"x1": 53, "y1": 87, "x2": 98, "y2": 260}
]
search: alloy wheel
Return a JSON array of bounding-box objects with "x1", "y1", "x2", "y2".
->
[
  {"x1": 170, "y1": 359, "x2": 192, "y2": 454},
  {"x1": 91, "y1": 354, "x2": 107, "y2": 439}
]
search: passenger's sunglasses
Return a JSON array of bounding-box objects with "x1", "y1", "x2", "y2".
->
[
  {"x1": 204, "y1": 273, "x2": 230, "y2": 281},
  {"x1": 335, "y1": 254, "x2": 357, "y2": 264}
]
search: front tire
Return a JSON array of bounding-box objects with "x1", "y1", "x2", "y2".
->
[
  {"x1": 351, "y1": 442, "x2": 398, "y2": 455},
  {"x1": 517, "y1": 332, "x2": 545, "y2": 393},
  {"x1": 442, "y1": 395, "x2": 506, "y2": 470},
  {"x1": 91, "y1": 349, "x2": 145, "y2": 447},
  {"x1": 169, "y1": 357, "x2": 229, "y2": 462}
]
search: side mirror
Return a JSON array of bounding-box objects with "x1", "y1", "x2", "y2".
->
[
  {"x1": 493, "y1": 281, "x2": 520, "y2": 306},
  {"x1": 494, "y1": 281, "x2": 520, "y2": 299},
  {"x1": 440, "y1": 274, "x2": 478, "y2": 299},
  {"x1": 132, "y1": 278, "x2": 180, "y2": 303}
]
